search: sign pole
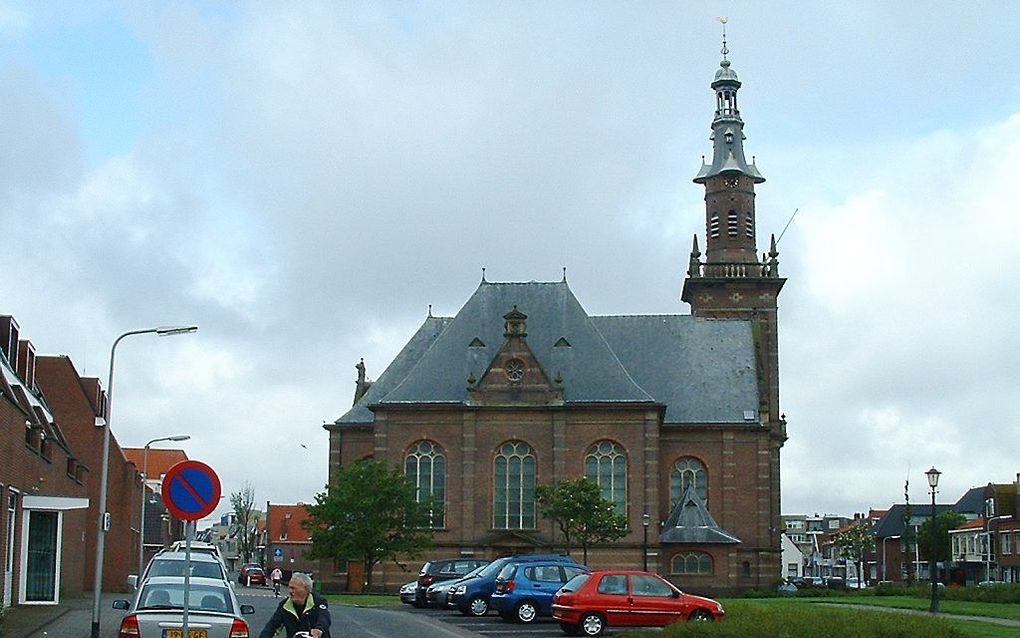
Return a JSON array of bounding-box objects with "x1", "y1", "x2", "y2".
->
[{"x1": 182, "y1": 519, "x2": 192, "y2": 635}]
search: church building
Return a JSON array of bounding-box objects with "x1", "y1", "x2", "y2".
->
[{"x1": 326, "y1": 46, "x2": 787, "y2": 595}]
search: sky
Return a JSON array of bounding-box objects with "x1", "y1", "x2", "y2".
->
[{"x1": 1, "y1": 1, "x2": 1018, "y2": 526}]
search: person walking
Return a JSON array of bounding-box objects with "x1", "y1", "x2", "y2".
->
[{"x1": 258, "y1": 572, "x2": 331, "y2": 638}]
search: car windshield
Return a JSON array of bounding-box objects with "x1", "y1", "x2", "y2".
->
[
  {"x1": 497, "y1": 563, "x2": 516, "y2": 580},
  {"x1": 140, "y1": 583, "x2": 232, "y2": 613},
  {"x1": 560, "y1": 574, "x2": 589, "y2": 592},
  {"x1": 147, "y1": 560, "x2": 223, "y2": 579},
  {"x1": 477, "y1": 557, "x2": 511, "y2": 579}
]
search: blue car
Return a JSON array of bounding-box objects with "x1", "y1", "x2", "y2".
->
[
  {"x1": 491, "y1": 559, "x2": 590, "y2": 623},
  {"x1": 447, "y1": 554, "x2": 577, "y2": 616}
]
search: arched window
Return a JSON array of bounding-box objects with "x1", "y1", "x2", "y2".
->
[
  {"x1": 493, "y1": 441, "x2": 536, "y2": 529},
  {"x1": 671, "y1": 552, "x2": 713, "y2": 575},
  {"x1": 405, "y1": 440, "x2": 445, "y2": 528},
  {"x1": 585, "y1": 441, "x2": 627, "y2": 515},
  {"x1": 670, "y1": 457, "x2": 707, "y2": 507}
]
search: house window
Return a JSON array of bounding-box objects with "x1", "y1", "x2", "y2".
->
[
  {"x1": 1001, "y1": 532, "x2": 1011, "y2": 555},
  {"x1": 584, "y1": 441, "x2": 627, "y2": 515},
  {"x1": 669, "y1": 457, "x2": 707, "y2": 507},
  {"x1": 671, "y1": 552, "x2": 712, "y2": 575},
  {"x1": 493, "y1": 441, "x2": 536, "y2": 530},
  {"x1": 405, "y1": 440, "x2": 446, "y2": 528}
]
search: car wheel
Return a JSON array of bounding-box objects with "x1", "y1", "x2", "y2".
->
[
  {"x1": 559, "y1": 622, "x2": 581, "y2": 636},
  {"x1": 515, "y1": 601, "x2": 538, "y2": 623},
  {"x1": 468, "y1": 595, "x2": 489, "y2": 616},
  {"x1": 690, "y1": 609, "x2": 713, "y2": 621},
  {"x1": 579, "y1": 612, "x2": 605, "y2": 636}
]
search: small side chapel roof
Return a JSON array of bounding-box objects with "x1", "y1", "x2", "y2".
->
[{"x1": 659, "y1": 485, "x2": 741, "y2": 545}]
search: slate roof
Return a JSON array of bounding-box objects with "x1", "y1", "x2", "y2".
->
[
  {"x1": 954, "y1": 487, "x2": 990, "y2": 516},
  {"x1": 871, "y1": 504, "x2": 956, "y2": 539},
  {"x1": 659, "y1": 485, "x2": 741, "y2": 544},
  {"x1": 334, "y1": 279, "x2": 759, "y2": 425}
]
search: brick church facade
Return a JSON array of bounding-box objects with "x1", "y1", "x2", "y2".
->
[{"x1": 326, "y1": 49, "x2": 787, "y2": 595}]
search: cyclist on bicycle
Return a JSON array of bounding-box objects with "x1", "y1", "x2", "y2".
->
[
  {"x1": 271, "y1": 567, "x2": 283, "y2": 597},
  {"x1": 258, "y1": 572, "x2": 331, "y2": 638}
]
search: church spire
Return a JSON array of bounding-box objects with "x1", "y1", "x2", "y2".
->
[{"x1": 693, "y1": 18, "x2": 764, "y2": 186}]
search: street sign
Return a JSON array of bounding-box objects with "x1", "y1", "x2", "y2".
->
[
  {"x1": 161, "y1": 460, "x2": 221, "y2": 521},
  {"x1": 273, "y1": 547, "x2": 283, "y2": 558}
]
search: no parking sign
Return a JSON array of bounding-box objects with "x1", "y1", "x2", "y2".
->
[{"x1": 161, "y1": 460, "x2": 221, "y2": 521}]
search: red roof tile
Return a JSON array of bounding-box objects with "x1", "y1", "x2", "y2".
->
[{"x1": 122, "y1": 448, "x2": 189, "y2": 477}]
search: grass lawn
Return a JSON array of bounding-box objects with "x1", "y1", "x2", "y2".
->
[
  {"x1": 324, "y1": 593, "x2": 404, "y2": 607},
  {"x1": 743, "y1": 596, "x2": 1020, "y2": 622}
]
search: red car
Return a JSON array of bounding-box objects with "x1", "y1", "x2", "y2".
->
[
  {"x1": 238, "y1": 564, "x2": 266, "y2": 586},
  {"x1": 551, "y1": 570, "x2": 724, "y2": 636}
]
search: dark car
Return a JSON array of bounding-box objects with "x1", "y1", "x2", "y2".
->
[
  {"x1": 426, "y1": 563, "x2": 488, "y2": 607},
  {"x1": 551, "y1": 570, "x2": 724, "y2": 636},
  {"x1": 414, "y1": 558, "x2": 488, "y2": 607},
  {"x1": 448, "y1": 554, "x2": 578, "y2": 616},
  {"x1": 491, "y1": 559, "x2": 590, "y2": 623},
  {"x1": 239, "y1": 565, "x2": 266, "y2": 586}
]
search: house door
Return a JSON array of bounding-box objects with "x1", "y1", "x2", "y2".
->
[
  {"x1": 23, "y1": 510, "x2": 59, "y2": 603},
  {"x1": 4, "y1": 490, "x2": 16, "y2": 608}
]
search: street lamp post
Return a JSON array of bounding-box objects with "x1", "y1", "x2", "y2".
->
[
  {"x1": 926, "y1": 466, "x2": 941, "y2": 614},
  {"x1": 91, "y1": 326, "x2": 197, "y2": 638},
  {"x1": 139, "y1": 434, "x2": 191, "y2": 581},
  {"x1": 642, "y1": 513, "x2": 650, "y2": 571}
]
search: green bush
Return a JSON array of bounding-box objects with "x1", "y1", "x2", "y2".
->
[
  {"x1": 626, "y1": 600, "x2": 966, "y2": 638},
  {"x1": 874, "y1": 581, "x2": 1020, "y2": 604}
]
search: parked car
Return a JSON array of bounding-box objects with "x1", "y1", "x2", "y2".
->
[
  {"x1": 113, "y1": 575, "x2": 256, "y2": 638},
  {"x1": 414, "y1": 558, "x2": 488, "y2": 607},
  {"x1": 400, "y1": 580, "x2": 418, "y2": 605},
  {"x1": 129, "y1": 551, "x2": 229, "y2": 589},
  {"x1": 448, "y1": 554, "x2": 578, "y2": 616},
  {"x1": 426, "y1": 563, "x2": 488, "y2": 607},
  {"x1": 238, "y1": 565, "x2": 266, "y2": 586},
  {"x1": 551, "y1": 570, "x2": 724, "y2": 636},
  {"x1": 492, "y1": 559, "x2": 590, "y2": 623},
  {"x1": 169, "y1": 540, "x2": 226, "y2": 566}
]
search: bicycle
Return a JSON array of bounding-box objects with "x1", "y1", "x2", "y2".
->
[{"x1": 272, "y1": 579, "x2": 281, "y2": 597}]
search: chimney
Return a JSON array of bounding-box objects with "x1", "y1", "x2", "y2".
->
[
  {"x1": 0, "y1": 315, "x2": 19, "y2": 366},
  {"x1": 17, "y1": 339, "x2": 36, "y2": 390}
]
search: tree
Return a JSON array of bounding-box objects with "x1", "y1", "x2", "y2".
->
[
  {"x1": 536, "y1": 477, "x2": 629, "y2": 564},
  {"x1": 917, "y1": 510, "x2": 967, "y2": 565},
  {"x1": 833, "y1": 522, "x2": 875, "y2": 584},
  {"x1": 303, "y1": 459, "x2": 435, "y2": 589},
  {"x1": 230, "y1": 482, "x2": 259, "y2": 564}
]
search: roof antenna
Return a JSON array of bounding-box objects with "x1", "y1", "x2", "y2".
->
[
  {"x1": 717, "y1": 16, "x2": 729, "y2": 61},
  {"x1": 775, "y1": 208, "x2": 799, "y2": 244},
  {"x1": 481, "y1": 267, "x2": 487, "y2": 283},
  {"x1": 562, "y1": 267, "x2": 567, "y2": 282}
]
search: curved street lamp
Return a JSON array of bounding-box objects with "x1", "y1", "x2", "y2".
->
[
  {"x1": 138, "y1": 434, "x2": 191, "y2": 581},
  {"x1": 926, "y1": 466, "x2": 941, "y2": 614},
  {"x1": 91, "y1": 326, "x2": 197, "y2": 638}
]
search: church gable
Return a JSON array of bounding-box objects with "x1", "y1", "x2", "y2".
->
[{"x1": 467, "y1": 305, "x2": 563, "y2": 407}]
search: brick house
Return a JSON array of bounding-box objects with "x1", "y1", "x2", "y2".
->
[
  {"x1": 122, "y1": 447, "x2": 188, "y2": 570},
  {"x1": 995, "y1": 478, "x2": 1020, "y2": 583},
  {"x1": 34, "y1": 353, "x2": 146, "y2": 594},
  {"x1": 325, "y1": 52, "x2": 787, "y2": 596},
  {"x1": 263, "y1": 503, "x2": 335, "y2": 587},
  {"x1": 0, "y1": 316, "x2": 89, "y2": 607}
]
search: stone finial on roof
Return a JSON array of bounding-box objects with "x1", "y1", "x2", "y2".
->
[{"x1": 687, "y1": 235, "x2": 702, "y2": 278}]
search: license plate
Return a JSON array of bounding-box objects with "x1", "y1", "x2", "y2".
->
[{"x1": 163, "y1": 630, "x2": 207, "y2": 638}]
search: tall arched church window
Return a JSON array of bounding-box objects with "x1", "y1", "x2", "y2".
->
[
  {"x1": 670, "y1": 457, "x2": 707, "y2": 507},
  {"x1": 405, "y1": 440, "x2": 446, "y2": 528},
  {"x1": 493, "y1": 441, "x2": 536, "y2": 529},
  {"x1": 584, "y1": 441, "x2": 627, "y2": 515}
]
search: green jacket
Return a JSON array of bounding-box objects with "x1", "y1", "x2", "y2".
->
[{"x1": 258, "y1": 591, "x2": 332, "y2": 638}]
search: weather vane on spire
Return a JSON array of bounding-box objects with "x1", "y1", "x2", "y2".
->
[{"x1": 718, "y1": 16, "x2": 729, "y2": 60}]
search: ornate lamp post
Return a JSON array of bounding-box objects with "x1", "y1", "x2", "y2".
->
[
  {"x1": 138, "y1": 434, "x2": 190, "y2": 581},
  {"x1": 642, "y1": 513, "x2": 650, "y2": 571},
  {"x1": 91, "y1": 326, "x2": 197, "y2": 638},
  {"x1": 926, "y1": 466, "x2": 941, "y2": 614}
]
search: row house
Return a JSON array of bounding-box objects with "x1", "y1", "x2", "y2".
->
[
  {"x1": 781, "y1": 514, "x2": 855, "y2": 579},
  {"x1": 0, "y1": 315, "x2": 89, "y2": 607},
  {"x1": 204, "y1": 510, "x2": 266, "y2": 571},
  {"x1": 122, "y1": 447, "x2": 188, "y2": 574},
  {"x1": 955, "y1": 478, "x2": 1020, "y2": 584}
]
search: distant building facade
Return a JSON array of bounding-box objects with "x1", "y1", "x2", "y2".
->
[
  {"x1": 326, "y1": 50, "x2": 788, "y2": 595},
  {"x1": 122, "y1": 447, "x2": 188, "y2": 569}
]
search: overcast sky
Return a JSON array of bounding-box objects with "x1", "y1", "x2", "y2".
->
[{"x1": 2, "y1": 2, "x2": 1018, "y2": 525}]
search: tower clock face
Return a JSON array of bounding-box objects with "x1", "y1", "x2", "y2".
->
[{"x1": 723, "y1": 176, "x2": 739, "y2": 189}]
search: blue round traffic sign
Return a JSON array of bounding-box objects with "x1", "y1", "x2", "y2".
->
[
  {"x1": 274, "y1": 547, "x2": 283, "y2": 558},
  {"x1": 161, "y1": 460, "x2": 221, "y2": 521}
]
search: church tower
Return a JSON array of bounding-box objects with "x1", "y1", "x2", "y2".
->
[{"x1": 681, "y1": 32, "x2": 786, "y2": 432}]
